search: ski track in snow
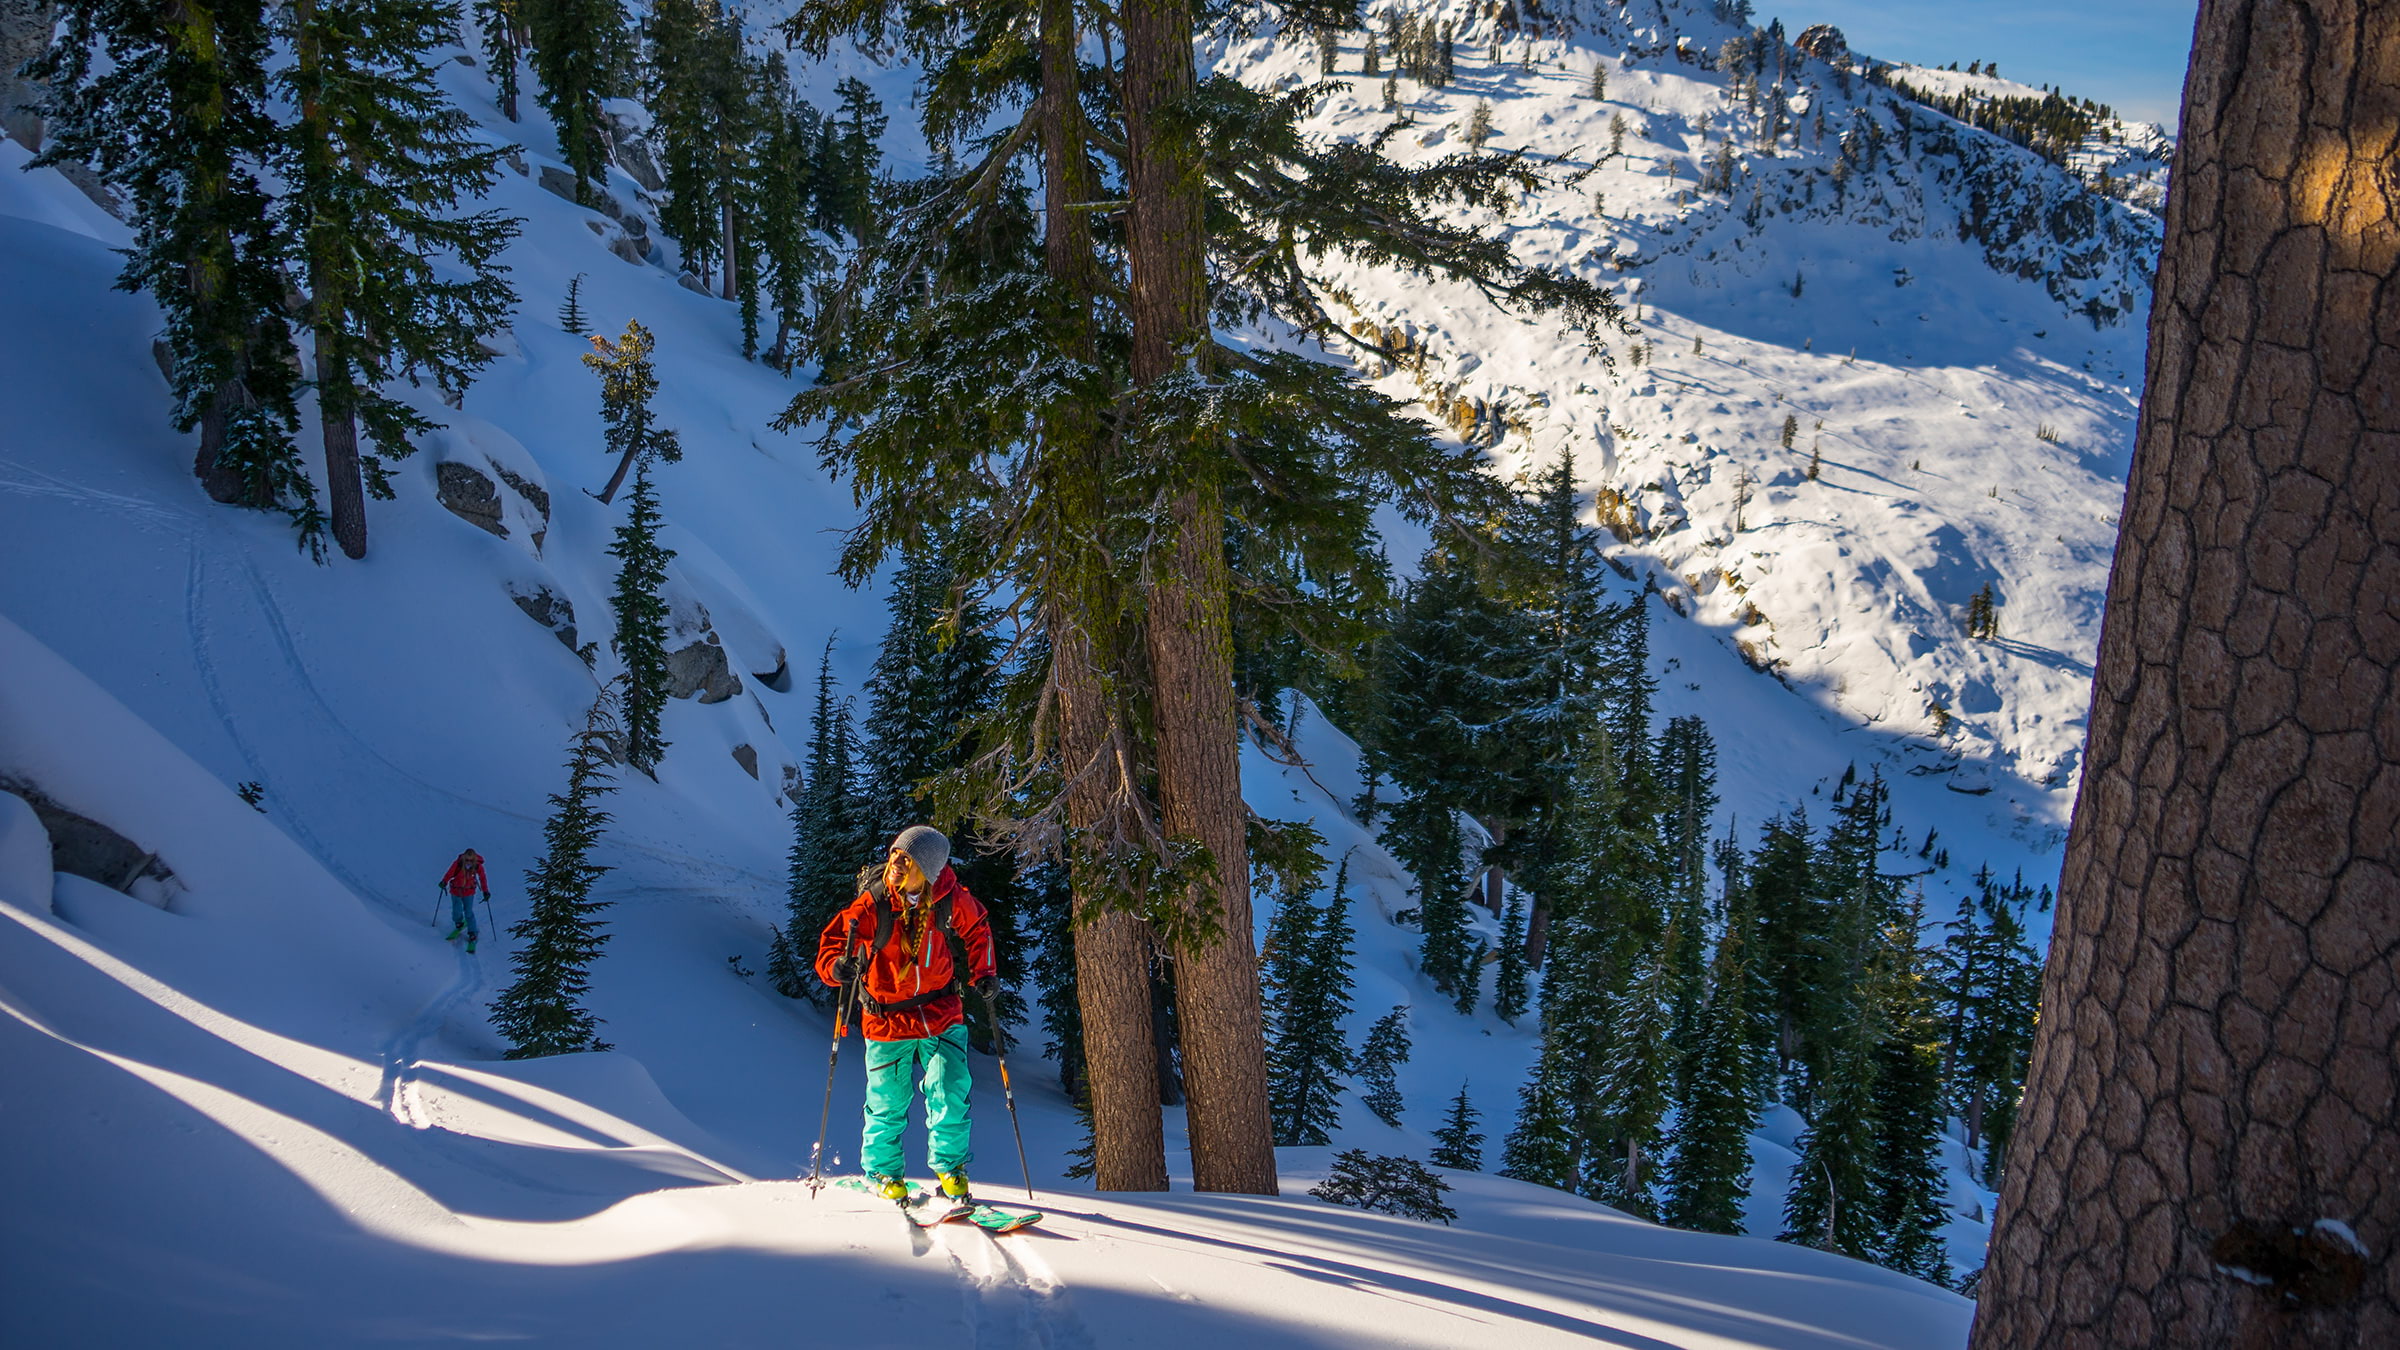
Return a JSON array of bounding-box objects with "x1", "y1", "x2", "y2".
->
[
  {"x1": 377, "y1": 941, "x2": 482, "y2": 1129},
  {"x1": 935, "y1": 1220, "x2": 1095, "y2": 1350}
]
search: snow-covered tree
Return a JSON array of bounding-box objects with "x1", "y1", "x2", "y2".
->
[
  {"x1": 1661, "y1": 907, "x2": 1761, "y2": 1234},
  {"x1": 767, "y1": 645, "x2": 871, "y2": 1006},
  {"x1": 1493, "y1": 890, "x2": 1529, "y2": 1024}
]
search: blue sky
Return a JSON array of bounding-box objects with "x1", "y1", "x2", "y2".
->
[{"x1": 1758, "y1": 1, "x2": 2200, "y2": 127}]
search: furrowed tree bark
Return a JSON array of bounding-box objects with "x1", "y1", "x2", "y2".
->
[
  {"x1": 1123, "y1": 0, "x2": 1276, "y2": 1194},
  {"x1": 1043, "y1": 0, "x2": 1165, "y2": 1192},
  {"x1": 1969, "y1": 2, "x2": 2400, "y2": 1344}
]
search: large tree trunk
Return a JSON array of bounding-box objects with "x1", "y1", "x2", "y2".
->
[
  {"x1": 1123, "y1": 0, "x2": 1276, "y2": 1195},
  {"x1": 0, "y1": 0, "x2": 54, "y2": 152},
  {"x1": 293, "y1": 0, "x2": 364, "y2": 560},
  {"x1": 1969, "y1": 3, "x2": 2400, "y2": 1344},
  {"x1": 1042, "y1": 0, "x2": 1165, "y2": 1193}
]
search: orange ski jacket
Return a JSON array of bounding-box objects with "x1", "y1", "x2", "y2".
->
[{"x1": 815, "y1": 866, "x2": 996, "y2": 1041}]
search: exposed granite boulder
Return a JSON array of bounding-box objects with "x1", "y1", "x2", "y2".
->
[
  {"x1": 436, "y1": 461, "x2": 507, "y2": 537},
  {"x1": 0, "y1": 790, "x2": 53, "y2": 914},
  {"x1": 1, "y1": 0, "x2": 54, "y2": 152},
  {"x1": 492, "y1": 465, "x2": 551, "y2": 550},
  {"x1": 666, "y1": 638, "x2": 742, "y2": 704},
  {"x1": 506, "y1": 583, "x2": 578, "y2": 652},
  {"x1": 606, "y1": 110, "x2": 666, "y2": 192},
  {"x1": 729, "y1": 744, "x2": 759, "y2": 779},
  {"x1": 0, "y1": 777, "x2": 174, "y2": 900}
]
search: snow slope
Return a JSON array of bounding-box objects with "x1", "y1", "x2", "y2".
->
[
  {"x1": 1211, "y1": 0, "x2": 2163, "y2": 881},
  {"x1": 0, "y1": 3, "x2": 2159, "y2": 1340}
]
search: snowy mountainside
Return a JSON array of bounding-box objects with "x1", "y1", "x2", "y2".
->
[{"x1": 1212, "y1": 0, "x2": 2167, "y2": 876}]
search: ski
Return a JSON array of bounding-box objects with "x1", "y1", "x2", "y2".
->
[{"x1": 962, "y1": 1203, "x2": 1042, "y2": 1233}]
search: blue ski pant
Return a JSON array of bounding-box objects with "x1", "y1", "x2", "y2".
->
[
  {"x1": 449, "y1": 892, "x2": 479, "y2": 939},
  {"x1": 861, "y1": 1026, "x2": 973, "y2": 1180}
]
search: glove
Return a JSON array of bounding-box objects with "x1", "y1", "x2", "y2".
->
[
  {"x1": 971, "y1": 976, "x2": 1001, "y2": 1003},
  {"x1": 832, "y1": 954, "x2": 867, "y2": 984}
]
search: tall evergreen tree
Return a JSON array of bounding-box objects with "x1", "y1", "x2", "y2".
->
[
  {"x1": 1935, "y1": 867, "x2": 2043, "y2": 1183},
  {"x1": 1780, "y1": 1013, "x2": 1880, "y2": 1257},
  {"x1": 1355, "y1": 1006, "x2": 1411, "y2": 1128},
  {"x1": 524, "y1": 0, "x2": 628, "y2": 206},
  {"x1": 767, "y1": 644, "x2": 871, "y2": 1006},
  {"x1": 749, "y1": 64, "x2": 826, "y2": 368},
  {"x1": 1023, "y1": 859, "x2": 1085, "y2": 1097},
  {"x1": 643, "y1": 0, "x2": 757, "y2": 299},
  {"x1": 1430, "y1": 1082, "x2": 1484, "y2": 1170},
  {"x1": 1747, "y1": 810, "x2": 1821, "y2": 1089},
  {"x1": 1493, "y1": 889, "x2": 1529, "y2": 1024},
  {"x1": 471, "y1": 0, "x2": 525, "y2": 121},
  {"x1": 584, "y1": 318, "x2": 682, "y2": 505},
  {"x1": 282, "y1": 0, "x2": 519, "y2": 560},
  {"x1": 604, "y1": 459, "x2": 673, "y2": 776},
  {"x1": 1661, "y1": 905, "x2": 1762, "y2": 1234},
  {"x1": 31, "y1": 0, "x2": 311, "y2": 532},
  {"x1": 1656, "y1": 715, "x2": 1718, "y2": 1082},
  {"x1": 1583, "y1": 934, "x2": 1675, "y2": 1218},
  {"x1": 1868, "y1": 888, "x2": 1953, "y2": 1284},
  {"x1": 490, "y1": 689, "x2": 622, "y2": 1057},
  {"x1": 1262, "y1": 850, "x2": 1353, "y2": 1146}
]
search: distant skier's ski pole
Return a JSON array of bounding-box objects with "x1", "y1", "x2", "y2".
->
[
  {"x1": 482, "y1": 891, "x2": 498, "y2": 941},
  {"x1": 431, "y1": 887, "x2": 444, "y2": 926},
  {"x1": 975, "y1": 984, "x2": 1035, "y2": 1201}
]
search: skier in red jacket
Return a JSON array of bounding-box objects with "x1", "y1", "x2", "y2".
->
[
  {"x1": 440, "y1": 848, "x2": 490, "y2": 953},
  {"x1": 817, "y1": 825, "x2": 997, "y2": 1201}
]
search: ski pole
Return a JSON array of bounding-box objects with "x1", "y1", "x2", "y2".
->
[
  {"x1": 482, "y1": 892, "x2": 498, "y2": 940},
  {"x1": 975, "y1": 983, "x2": 1035, "y2": 1201},
  {"x1": 808, "y1": 923, "x2": 860, "y2": 1197},
  {"x1": 431, "y1": 887, "x2": 444, "y2": 926}
]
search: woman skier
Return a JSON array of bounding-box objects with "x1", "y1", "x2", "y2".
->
[
  {"x1": 816, "y1": 825, "x2": 998, "y2": 1202},
  {"x1": 438, "y1": 848, "x2": 490, "y2": 953}
]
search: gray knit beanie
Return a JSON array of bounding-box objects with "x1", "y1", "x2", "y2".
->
[{"x1": 892, "y1": 825, "x2": 950, "y2": 883}]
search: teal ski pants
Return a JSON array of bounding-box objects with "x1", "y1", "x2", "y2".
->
[{"x1": 860, "y1": 1026, "x2": 973, "y2": 1180}]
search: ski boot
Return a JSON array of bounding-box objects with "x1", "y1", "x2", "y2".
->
[
  {"x1": 872, "y1": 1173, "x2": 910, "y2": 1202},
  {"x1": 466, "y1": 936, "x2": 478, "y2": 954},
  {"x1": 446, "y1": 924, "x2": 463, "y2": 941},
  {"x1": 938, "y1": 1170, "x2": 972, "y2": 1201}
]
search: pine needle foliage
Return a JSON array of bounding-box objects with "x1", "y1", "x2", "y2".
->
[
  {"x1": 1661, "y1": 906, "x2": 1762, "y2": 1233},
  {"x1": 491, "y1": 688, "x2": 623, "y2": 1058},
  {"x1": 1493, "y1": 889, "x2": 1530, "y2": 1025},
  {"x1": 584, "y1": 319, "x2": 683, "y2": 506}
]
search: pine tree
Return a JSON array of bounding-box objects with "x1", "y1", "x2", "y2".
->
[
  {"x1": 1661, "y1": 908, "x2": 1761, "y2": 1233},
  {"x1": 750, "y1": 63, "x2": 827, "y2": 368},
  {"x1": 1430, "y1": 1082, "x2": 1484, "y2": 1170},
  {"x1": 491, "y1": 689, "x2": 622, "y2": 1057},
  {"x1": 1588, "y1": 61, "x2": 1607, "y2": 100},
  {"x1": 1355, "y1": 1006, "x2": 1411, "y2": 1128},
  {"x1": 1584, "y1": 935, "x2": 1675, "y2": 1218},
  {"x1": 1748, "y1": 811, "x2": 1820, "y2": 1089},
  {"x1": 644, "y1": 0, "x2": 758, "y2": 299},
  {"x1": 1656, "y1": 716, "x2": 1718, "y2": 1081},
  {"x1": 1024, "y1": 860, "x2": 1085, "y2": 1097},
  {"x1": 1263, "y1": 849, "x2": 1353, "y2": 1146},
  {"x1": 1868, "y1": 889, "x2": 1952, "y2": 1283},
  {"x1": 282, "y1": 0, "x2": 519, "y2": 540},
  {"x1": 1780, "y1": 1012, "x2": 1879, "y2": 1257},
  {"x1": 31, "y1": 1, "x2": 311, "y2": 533},
  {"x1": 1609, "y1": 112, "x2": 1627, "y2": 158},
  {"x1": 559, "y1": 273, "x2": 589, "y2": 335},
  {"x1": 1781, "y1": 412, "x2": 1799, "y2": 449},
  {"x1": 767, "y1": 645, "x2": 871, "y2": 1006},
  {"x1": 1493, "y1": 889, "x2": 1529, "y2": 1024},
  {"x1": 859, "y1": 534, "x2": 999, "y2": 842},
  {"x1": 584, "y1": 319, "x2": 683, "y2": 505},
  {"x1": 524, "y1": 0, "x2": 629, "y2": 206},
  {"x1": 471, "y1": 0, "x2": 525, "y2": 121},
  {"x1": 605, "y1": 458, "x2": 674, "y2": 776},
  {"x1": 1468, "y1": 98, "x2": 1493, "y2": 147}
]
